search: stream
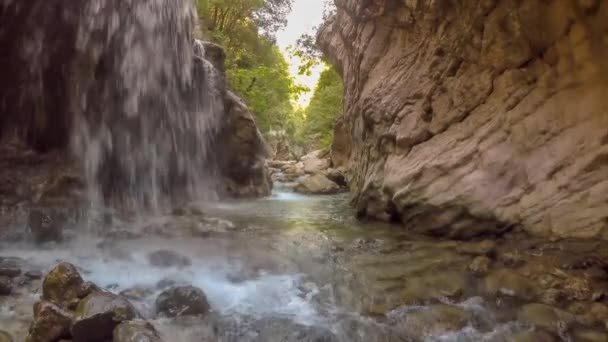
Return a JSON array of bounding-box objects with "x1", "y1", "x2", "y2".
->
[{"x1": 1, "y1": 184, "x2": 567, "y2": 342}]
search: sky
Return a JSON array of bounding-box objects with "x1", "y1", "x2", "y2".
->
[{"x1": 275, "y1": 0, "x2": 327, "y2": 106}]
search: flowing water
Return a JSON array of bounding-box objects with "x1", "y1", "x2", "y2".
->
[{"x1": 0, "y1": 186, "x2": 540, "y2": 341}]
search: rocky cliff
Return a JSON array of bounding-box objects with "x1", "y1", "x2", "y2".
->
[
  {"x1": 0, "y1": 0, "x2": 271, "y2": 217},
  {"x1": 319, "y1": 0, "x2": 608, "y2": 239}
]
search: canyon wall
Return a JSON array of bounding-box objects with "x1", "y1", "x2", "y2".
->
[{"x1": 319, "y1": 0, "x2": 608, "y2": 239}]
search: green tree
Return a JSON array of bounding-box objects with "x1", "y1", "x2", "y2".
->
[
  {"x1": 196, "y1": 0, "x2": 305, "y2": 140},
  {"x1": 303, "y1": 65, "x2": 343, "y2": 150}
]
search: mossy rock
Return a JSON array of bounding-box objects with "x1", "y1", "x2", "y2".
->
[
  {"x1": 42, "y1": 262, "x2": 97, "y2": 309},
  {"x1": 71, "y1": 291, "x2": 139, "y2": 342},
  {"x1": 26, "y1": 301, "x2": 72, "y2": 342}
]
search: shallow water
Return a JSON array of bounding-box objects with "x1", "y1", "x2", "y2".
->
[{"x1": 0, "y1": 188, "x2": 574, "y2": 341}]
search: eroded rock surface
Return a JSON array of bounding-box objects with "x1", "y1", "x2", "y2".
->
[{"x1": 319, "y1": 0, "x2": 608, "y2": 239}]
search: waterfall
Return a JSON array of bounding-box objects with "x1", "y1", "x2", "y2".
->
[{"x1": 65, "y1": 0, "x2": 224, "y2": 210}]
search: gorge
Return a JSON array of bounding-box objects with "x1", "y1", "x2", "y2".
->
[{"x1": 1, "y1": 0, "x2": 608, "y2": 341}]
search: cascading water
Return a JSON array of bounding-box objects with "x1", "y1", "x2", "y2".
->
[{"x1": 66, "y1": 0, "x2": 224, "y2": 210}]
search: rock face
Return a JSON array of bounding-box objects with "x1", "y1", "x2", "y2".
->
[
  {"x1": 219, "y1": 91, "x2": 273, "y2": 198},
  {"x1": 319, "y1": 0, "x2": 608, "y2": 239}
]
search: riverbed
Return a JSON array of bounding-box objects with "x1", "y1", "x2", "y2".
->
[{"x1": 1, "y1": 187, "x2": 607, "y2": 341}]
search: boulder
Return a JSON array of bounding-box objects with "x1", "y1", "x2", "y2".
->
[
  {"x1": 71, "y1": 291, "x2": 139, "y2": 342},
  {"x1": 155, "y1": 286, "x2": 210, "y2": 318},
  {"x1": 147, "y1": 250, "x2": 191, "y2": 268},
  {"x1": 302, "y1": 150, "x2": 331, "y2": 174},
  {"x1": 42, "y1": 262, "x2": 95, "y2": 309},
  {"x1": 113, "y1": 321, "x2": 162, "y2": 342},
  {"x1": 26, "y1": 301, "x2": 72, "y2": 342},
  {"x1": 294, "y1": 174, "x2": 341, "y2": 195},
  {"x1": 319, "y1": 0, "x2": 608, "y2": 239}
]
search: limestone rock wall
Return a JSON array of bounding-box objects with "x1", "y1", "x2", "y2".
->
[{"x1": 319, "y1": 0, "x2": 608, "y2": 239}]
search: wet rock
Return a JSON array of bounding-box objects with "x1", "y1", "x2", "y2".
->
[
  {"x1": 294, "y1": 174, "x2": 341, "y2": 195},
  {"x1": 484, "y1": 269, "x2": 536, "y2": 300},
  {"x1": 155, "y1": 286, "x2": 209, "y2": 318},
  {"x1": 469, "y1": 256, "x2": 492, "y2": 275},
  {"x1": 24, "y1": 270, "x2": 43, "y2": 280},
  {"x1": 27, "y1": 207, "x2": 65, "y2": 244},
  {"x1": 572, "y1": 328, "x2": 608, "y2": 342},
  {"x1": 147, "y1": 250, "x2": 191, "y2": 268},
  {"x1": 456, "y1": 240, "x2": 496, "y2": 256},
  {"x1": 42, "y1": 262, "x2": 95, "y2": 309},
  {"x1": 0, "y1": 267, "x2": 21, "y2": 278},
  {"x1": 156, "y1": 278, "x2": 178, "y2": 290},
  {"x1": 517, "y1": 303, "x2": 575, "y2": 334},
  {"x1": 26, "y1": 301, "x2": 72, "y2": 342},
  {"x1": 71, "y1": 291, "x2": 139, "y2": 342},
  {"x1": 0, "y1": 276, "x2": 12, "y2": 295},
  {"x1": 511, "y1": 329, "x2": 557, "y2": 342},
  {"x1": 399, "y1": 271, "x2": 465, "y2": 305},
  {"x1": 120, "y1": 287, "x2": 154, "y2": 301},
  {"x1": 0, "y1": 331, "x2": 12, "y2": 342},
  {"x1": 567, "y1": 302, "x2": 608, "y2": 327},
  {"x1": 397, "y1": 304, "x2": 470, "y2": 340},
  {"x1": 113, "y1": 321, "x2": 162, "y2": 342}
]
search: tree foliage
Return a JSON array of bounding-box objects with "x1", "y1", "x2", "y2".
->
[
  {"x1": 196, "y1": 0, "x2": 304, "y2": 135},
  {"x1": 302, "y1": 65, "x2": 343, "y2": 150}
]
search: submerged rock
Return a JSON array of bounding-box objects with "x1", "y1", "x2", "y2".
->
[
  {"x1": 0, "y1": 331, "x2": 12, "y2": 342},
  {"x1": 511, "y1": 329, "x2": 556, "y2": 342},
  {"x1": 71, "y1": 291, "x2": 139, "y2": 342},
  {"x1": 469, "y1": 256, "x2": 492, "y2": 275},
  {"x1": 517, "y1": 303, "x2": 575, "y2": 335},
  {"x1": 26, "y1": 301, "x2": 72, "y2": 342},
  {"x1": 397, "y1": 304, "x2": 470, "y2": 340},
  {"x1": 42, "y1": 262, "x2": 95, "y2": 309},
  {"x1": 155, "y1": 286, "x2": 210, "y2": 318},
  {"x1": 295, "y1": 174, "x2": 341, "y2": 195},
  {"x1": 113, "y1": 321, "x2": 162, "y2": 342},
  {"x1": 147, "y1": 250, "x2": 191, "y2": 268},
  {"x1": 484, "y1": 269, "x2": 536, "y2": 301}
]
